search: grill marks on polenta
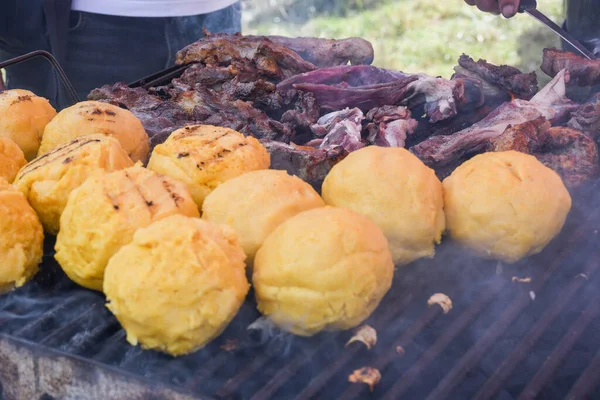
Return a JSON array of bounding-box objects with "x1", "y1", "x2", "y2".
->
[{"x1": 171, "y1": 130, "x2": 248, "y2": 170}]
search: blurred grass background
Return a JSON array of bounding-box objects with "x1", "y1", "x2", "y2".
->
[{"x1": 242, "y1": 0, "x2": 564, "y2": 83}]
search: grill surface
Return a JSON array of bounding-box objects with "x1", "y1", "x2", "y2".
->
[{"x1": 1, "y1": 182, "x2": 600, "y2": 400}]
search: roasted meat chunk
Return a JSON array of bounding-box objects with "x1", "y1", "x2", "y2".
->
[{"x1": 541, "y1": 48, "x2": 600, "y2": 87}]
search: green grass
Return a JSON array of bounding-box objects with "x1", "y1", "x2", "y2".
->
[{"x1": 243, "y1": 0, "x2": 564, "y2": 81}]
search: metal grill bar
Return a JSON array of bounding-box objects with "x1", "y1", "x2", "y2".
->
[
  {"x1": 565, "y1": 346, "x2": 600, "y2": 399},
  {"x1": 473, "y1": 256, "x2": 600, "y2": 400},
  {"x1": 517, "y1": 300, "x2": 600, "y2": 400},
  {"x1": 422, "y1": 213, "x2": 600, "y2": 400},
  {"x1": 381, "y1": 281, "x2": 505, "y2": 399}
]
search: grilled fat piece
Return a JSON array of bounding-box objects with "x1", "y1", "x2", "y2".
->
[
  {"x1": 55, "y1": 164, "x2": 199, "y2": 291},
  {"x1": 14, "y1": 135, "x2": 134, "y2": 235}
]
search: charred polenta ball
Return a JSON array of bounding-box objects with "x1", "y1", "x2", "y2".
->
[
  {"x1": 443, "y1": 151, "x2": 572, "y2": 263},
  {"x1": 14, "y1": 135, "x2": 134, "y2": 235},
  {"x1": 202, "y1": 169, "x2": 325, "y2": 264},
  {"x1": 39, "y1": 101, "x2": 149, "y2": 163},
  {"x1": 147, "y1": 125, "x2": 270, "y2": 208},
  {"x1": 104, "y1": 215, "x2": 249, "y2": 356},
  {"x1": 0, "y1": 137, "x2": 27, "y2": 183},
  {"x1": 322, "y1": 146, "x2": 445, "y2": 266},
  {"x1": 0, "y1": 89, "x2": 57, "y2": 161},
  {"x1": 253, "y1": 207, "x2": 394, "y2": 336},
  {"x1": 0, "y1": 178, "x2": 44, "y2": 290},
  {"x1": 55, "y1": 165, "x2": 199, "y2": 291}
]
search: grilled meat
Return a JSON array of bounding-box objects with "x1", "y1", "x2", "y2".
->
[
  {"x1": 541, "y1": 48, "x2": 600, "y2": 87},
  {"x1": 250, "y1": 35, "x2": 374, "y2": 68},
  {"x1": 309, "y1": 108, "x2": 365, "y2": 152},
  {"x1": 488, "y1": 117, "x2": 599, "y2": 187},
  {"x1": 411, "y1": 69, "x2": 578, "y2": 167},
  {"x1": 568, "y1": 93, "x2": 600, "y2": 139},
  {"x1": 278, "y1": 64, "x2": 482, "y2": 123},
  {"x1": 455, "y1": 54, "x2": 538, "y2": 100},
  {"x1": 175, "y1": 31, "x2": 317, "y2": 81},
  {"x1": 261, "y1": 140, "x2": 348, "y2": 189},
  {"x1": 365, "y1": 105, "x2": 418, "y2": 148}
]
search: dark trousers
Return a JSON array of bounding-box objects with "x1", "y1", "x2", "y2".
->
[{"x1": 0, "y1": 3, "x2": 241, "y2": 109}]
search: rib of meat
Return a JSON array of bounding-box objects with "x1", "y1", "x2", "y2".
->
[
  {"x1": 541, "y1": 48, "x2": 600, "y2": 86},
  {"x1": 454, "y1": 54, "x2": 538, "y2": 100},
  {"x1": 411, "y1": 69, "x2": 579, "y2": 167},
  {"x1": 278, "y1": 65, "x2": 482, "y2": 123},
  {"x1": 261, "y1": 139, "x2": 348, "y2": 189},
  {"x1": 567, "y1": 93, "x2": 600, "y2": 139},
  {"x1": 309, "y1": 108, "x2": 365, "y2": 152},
  {"x1": 175, "y1": 32, "x2": 317, "y2": 81},
  {"x1": 177, "y1": 64, "x2": 237, "y2": 88},
  {"x1": 489, "y1": 117, "x2": 599, "y2": 187},
  {"x1": 536, "y1": 126, "x2": 600, "y2": 187},
  {"x1": 365, "y1": 106, "x2": 418, "y2": 148},
  {"x1": 250, "y1": 35, "x2": 374, "y2": 68}
]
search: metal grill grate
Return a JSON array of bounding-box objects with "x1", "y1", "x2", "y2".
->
[{"x1": 0, "y1": 183, "x2": 599, "y2": 400}]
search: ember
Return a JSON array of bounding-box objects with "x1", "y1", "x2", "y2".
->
[{"x1": 348, "y1": 367, "x2": 381, "y2": 392}]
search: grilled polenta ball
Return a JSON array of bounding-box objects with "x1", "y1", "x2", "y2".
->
[
  {"x1": 55, "y1": 165, "x2": 199, "y2": 291},
  {"x1": 202, "y1": 170, "x2": 325, "y2": 264},
  {"x1": 14, "y1": 135, "x2": 134, "y2": 235},
  {"x1": 0, "y1": 137, "x2": 27, "y2": 183},
  {"x1": 104, "y1": 215, "x2": 249, "y2": 356},
  {"x1": 443, "y1": 151, "x2": 572, "y2": 263},
  {"x1": 39, "y1": 101, "x2": 149, "y2": 163},
  {"x1": 0, "y1": 89, "x2": 57, "y2": 160},
  {"x1": 0, "y1": 178, "x2": 44, "y2": 291},
  {"x1": 253, "y1": 207, "x2": 394, "y2": 336},
  {"x1": 147, "y1": 125, "x2": 270, "y2": 208},
  {"x1": 322, "y1": 146, "x2": 445, "y2": 266}
]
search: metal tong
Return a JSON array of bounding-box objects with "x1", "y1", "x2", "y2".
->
[{"x1": 518, "y1": 0, "x2": 596, "y2": 60}]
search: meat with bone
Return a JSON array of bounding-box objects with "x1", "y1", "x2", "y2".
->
[
  {"x1": 175, "y1": 31, "x2": 317, "y2": 81},
  {"x1": 247, "y1": 35, "x2": 374, "y2": 68},
  {"x1": 454, "y1": 54, "x2": 538, "y2": 100},
  {"x1": 261, "y1": 140, "x2": 348, "y2": 189},
  {"x1": 489, "y1": 117, "x2": 599, "y2": 187},
  {"x1": 541, "y1": 48, "x2": 600, "y2": 87},
  {"x1": 567, "y1": 93, "x2": 600, "y2": 139},
  {"x1": 411, "y1": 69, "x2": 579, "y2": 167},
  {"x1": 309, "y1": 108, "x2": 365, "y2": 152},
  {"x1": 365, "y1": 105, "x2": 418, "y2": 147},
  {"x1": 278, "y1": 65, "x2": 482, "y2": 123}
]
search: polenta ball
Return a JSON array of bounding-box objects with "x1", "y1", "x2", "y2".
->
[
  {"x1": 55, "y1": 165, "x2": 199, "y2": 291},
  {"x1": 0, "y1": 137, "x2": 26, "y2": 183},
  {"x1": 104, "y1": 215, "x2": 249, "y2": 356},
  {"x1": 0, "y1": 178, "x2": 44, "y2": 290},
  {"x1": 443, "y1": 151, "x2": 572, "y2": 263},
  {"x1": 147, "y1": 125, "x2": 270, "y2": 208},
  {"x1": 322, "y1": 146, "x2": 445, "y2": 266},
  {"x1": 202, "y1": 169, "x2": 325, "y2": 264},
  {"x1": 0, "y1": 89, "x2": 57, "y2": 160},
  {"x1": 253, "y1": 207, "x2": 394, "y2": 336},
  {"x1": 39, "y1": 101, "x2": 149, "y2": 163},
  {"x1": 14, "y1": 135, "x2": 134, "y2": 235}
]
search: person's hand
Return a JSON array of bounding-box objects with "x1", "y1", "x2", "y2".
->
[{"x1": 464, "y1": 0, "x2": 521, "y2": 18}]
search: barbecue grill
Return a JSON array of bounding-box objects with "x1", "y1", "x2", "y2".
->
[{"x1": 2, "y1": 50, "x2": 600, "y2": 400}]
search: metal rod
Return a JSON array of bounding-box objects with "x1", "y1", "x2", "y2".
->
[
  {"x1": 473, "y1": 256, "x2": 600, "y2": 400},
  {"x1": 565, "y1": 346, "x2": 600, "y2": 399},
  {"x1": 517, "y1": 300, "x2": 600, "y2": 400},
  {"x1": 0, "y1": 50, "x2": 80, "y2": 105}
]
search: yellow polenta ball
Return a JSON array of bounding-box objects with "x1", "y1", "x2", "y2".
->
[
  {"x1": 147, "y1": 125, "x2": 270, "y2": 208},
  {"x1": 39, "y1": 101, "x2": 149, "y2": 163},
  {"x1": 0, "y1": 137, "x2": 27, "y2": 183},
  {"x1": 0, "y1": 89, "x2": 57, "y2": 161},
  {"x1": 0, "y1": 178, "x2": 44, "y2": 290},
  {"x1": 14, "y1": 135, "x2": 134, "y2": 235},
  {"x1": 104, "y1": 215, "x2": 249, "y2": 356},
  {"x1": 443, "y1": 151, "x2": 572, "y2": 263},
  {"x1": 55, "y1": 165, "x2": 199, "y2": 291},
  {"x1": 253, "y1": 207, "x2": 394, "y2": 336},
  {"x1": 202, "y1": 169, "x2": 325, "y2": 264},
  {"x1": 322, "y1": 146, "x2": 445, "y2": 266}
]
